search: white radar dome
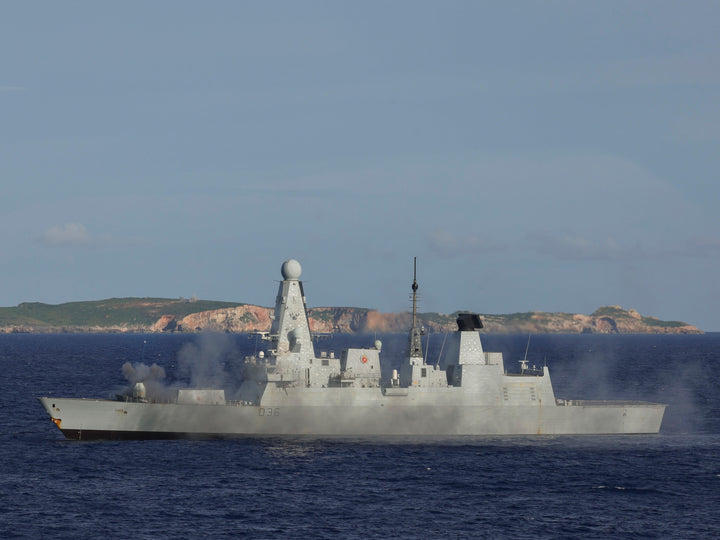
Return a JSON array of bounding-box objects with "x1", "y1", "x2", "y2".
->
[{"x1": 281, "y1": 259, "x2": 302, "y2": 280}]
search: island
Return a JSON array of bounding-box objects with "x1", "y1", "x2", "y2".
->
[{"x1": 0, "y1": 299, "x2": 703, "y2": 334}]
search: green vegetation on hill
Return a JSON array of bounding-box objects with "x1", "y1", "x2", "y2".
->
[
  {"x1": 0, "y1": 299, "x2": 699, "y2": 334},
  {"x1": 500, "y1": 312, "x2": 538, "y2": 323},
  {"x1": 310, "y1": 307, "x2": 372, "y2": 323},
  {"x1": 592, "y1": 306, "x2": 687, "y2": 329},
  {"x1": 639, "y1": 317, "x2": 687, "y2": 328},
  {"x1": 415, "y1": 312, "x2": 449, "y2": 324},
  {"x1": 0, "y1": 298, "x2": 244, "y2": 328},
  {"x1": 592, "y1": 306, "x2": 629, "y2": 318}
]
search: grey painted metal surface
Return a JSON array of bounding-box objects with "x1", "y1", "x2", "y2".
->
[{"x1": 38, "y1": 259, "x2": 666, "y2": 439}]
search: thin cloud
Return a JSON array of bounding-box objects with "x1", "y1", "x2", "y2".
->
[
  {"x1": 675, "y1": 236, "x2": 720, "y2": 258},
  {"x1": 527, "y1": 233, "x2": 720, "y2": 262},
  {"x1": 596, "y1": 53, "x2": 720, "y2": 90},
  {"x1": 40, "y1": 223, "x2": 90, "y2": 246},
  {"x1": 673, "y1": 109, "x2": 720, "y2": 143},
  {"x1": 0, "y1": 86, "x2": 24, "y2": 92},
  {"x1": 427, "y1": 229, "x2": 506, "y2": 258},
  {"x1": 525, "y1": 233, "x2": 640, "y2": 262},
  {"x1": 38, "y1": 223, "x2": 150, "y2": 249}
]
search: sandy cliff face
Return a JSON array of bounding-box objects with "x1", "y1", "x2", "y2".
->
[
  {"x1": 151, "y1": 305, "x2": 274, "y2": 333},
  {"x1": 487, "y1": 305, "x2": 701, "y2": 334},
  {"x1": 307, "y1": 308, "x2": 414, "y2": 333},
  {"x1": 0, "y1": 300, "x2": 700, "y2": 334},
  {"x1": 147, "y1": 304, "x2": 701, "y2": 334}
]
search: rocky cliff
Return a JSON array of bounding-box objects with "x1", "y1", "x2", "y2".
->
[
  {"x1": 150, "y1": 304, "x2": 274, "y2": 333},
  {"x1": 147, "y1": 304, "x2": 701, "y2": 335},
  {"x1": 0, "y1": 295, "x2": 703, "y2": 334}
]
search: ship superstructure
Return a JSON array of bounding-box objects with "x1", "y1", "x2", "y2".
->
[{"x1": 38, "y1": 259, "x2": 666, "y2": 440}]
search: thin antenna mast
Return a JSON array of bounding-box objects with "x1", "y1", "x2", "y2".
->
[
  {"x1": 520, "y1": 334, "x2": 531, "y2": 373},
  {"x1": 408, "y1": 257, "x2": 423, "y2": 359},
  {"x1": 523, "y1": 334, "x2": 531, "y2": 362},
  {"x1": 412, "y1": 256, "x2": 418, "y2": 329}
]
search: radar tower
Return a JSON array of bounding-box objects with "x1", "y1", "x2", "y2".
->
[{"x1": 408, "y1": 257, "x2": 423, "y2": 359}]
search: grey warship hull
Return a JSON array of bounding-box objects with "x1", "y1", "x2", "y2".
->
[
  {"x1": 39, "y1": 259, "x2": 666, "y2": 440},
  {"x1": 38, "y1": 396, "x2": 664, "y2": 440}
]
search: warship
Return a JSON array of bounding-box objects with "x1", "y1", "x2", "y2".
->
[{"x1": 38, "y1": 259, "x2": 666, "y2": 440}]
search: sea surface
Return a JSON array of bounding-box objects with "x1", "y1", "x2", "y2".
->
[{"x1": 1, "y1": 332, "x2": 719, "y2": 539}]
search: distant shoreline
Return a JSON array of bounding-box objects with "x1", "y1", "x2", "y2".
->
[{"x1": 0, "y1": 298, "x2": 703, "y2": 335}]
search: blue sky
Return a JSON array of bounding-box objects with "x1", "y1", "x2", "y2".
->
[{"x1": 2, "y1": 1, "x2": 719, "y2": 329}]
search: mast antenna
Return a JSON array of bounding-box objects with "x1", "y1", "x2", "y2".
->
[
  {"x1": 520, "y1": 334, "x2": 531, "y2": 373},
  {"x1": 412, "y1": 256, "x2": 419, "y2": 328},
  {"x1": 408, "y1": 256, "x2": 423, "y2": 359}
]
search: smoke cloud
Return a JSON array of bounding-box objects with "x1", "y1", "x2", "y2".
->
[
  {"x1": 177, "y1": 332, "x2": 240, "y2": 389},
  {"x1": 121, "y1": 361, "x2": 166, "y2": 384},
  {"x1": 120, "y1": 361, "x2": 177, "y2": 402},
  {"x1": 120, "y1": 333, "x2": 245, "y2": 402}
]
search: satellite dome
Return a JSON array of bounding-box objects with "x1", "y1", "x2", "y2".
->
[{"x1": 281, "y1": 259, "x2": 302, "y2": 280}]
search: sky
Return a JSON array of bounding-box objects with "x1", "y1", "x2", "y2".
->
[{"x1": 1, "y1": 1, "x2": 719, "y2": 330}]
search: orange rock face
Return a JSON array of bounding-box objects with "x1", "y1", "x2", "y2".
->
[{"x1": 149, "y1": 305, "x2": 702, "y2": 335}]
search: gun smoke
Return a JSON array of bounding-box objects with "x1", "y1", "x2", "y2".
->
[{"x1": 120, "y1": 333, "x2": 245, "y2": 401}]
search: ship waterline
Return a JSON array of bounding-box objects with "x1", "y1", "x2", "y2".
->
[
  {"x1": 38, "y1": 397, "x2": 665, "y2": 440},
  {"x1": 39, "y1": 258, "x2": 666, "y2": 439}
]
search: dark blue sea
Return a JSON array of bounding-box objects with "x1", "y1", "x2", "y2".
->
[{"x1": 2, "y1": 333, "x2": 720, "y2": 539}]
